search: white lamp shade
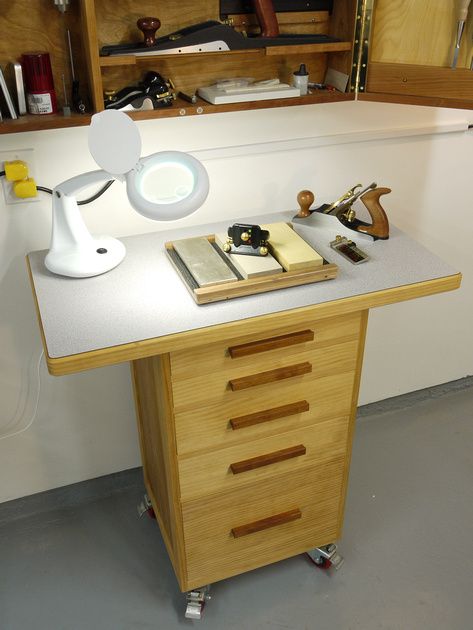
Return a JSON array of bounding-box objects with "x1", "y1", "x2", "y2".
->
[{"x1": 125, "y1": 151, "x2": 210, "y2": 221}]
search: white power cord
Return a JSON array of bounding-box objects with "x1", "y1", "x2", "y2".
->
[{"x1": 0, "y1": 349, "x2": 44, "y2": 440}]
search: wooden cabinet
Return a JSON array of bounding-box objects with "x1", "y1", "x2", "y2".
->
[
  {"x1": 131, "y1": 311, "x2": 367, "y2": 591},
  {"x1": 2, "y1": 0, "x2": 473, "y2": 135}
]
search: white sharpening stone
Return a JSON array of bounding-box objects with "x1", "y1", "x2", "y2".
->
[
  {"x1": 261, "y1": 222, "x2": 324, "y2": 271},
  {"x1": 214, "y1": 233, "x2": 283, "y2": 279}
]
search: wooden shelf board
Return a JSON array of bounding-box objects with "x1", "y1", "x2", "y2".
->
[
  {"x1": 0, "y1": 113, "x2": 91, "y2": 135},
  {"x1": 0, "y1": 92, "x2": 353, "y2": 135},
  {"x1": 98, "y1": 41, "x2": 352, "y2": 67}
]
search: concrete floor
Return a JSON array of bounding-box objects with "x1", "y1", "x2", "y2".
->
[{"x1": 1, "y1": 383, "x2": 472, "y2": 630}]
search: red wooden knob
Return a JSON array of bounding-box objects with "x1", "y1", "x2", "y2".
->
[{"x1": 137, "y1": 17, "x2": 161, "y2": 47}]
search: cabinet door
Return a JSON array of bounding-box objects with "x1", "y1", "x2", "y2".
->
[{"x1": 362, "y1": 0, "x2": 473, "y2": 109}]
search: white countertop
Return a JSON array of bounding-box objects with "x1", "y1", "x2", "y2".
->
[{"x1": 28, "y1": 211, "x2": 457, "y2": 359}]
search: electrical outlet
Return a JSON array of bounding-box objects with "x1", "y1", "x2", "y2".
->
[{"x1": 0, "y1": 148, "x2": 39, "y2": 205}]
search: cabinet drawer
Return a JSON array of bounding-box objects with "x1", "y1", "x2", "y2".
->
[
  {"x1": 177, "y1": 416, "x2": 349, "y2": 501},
  {"x1": 174, "y1": 370, "x2": 356, "y2": 455},
  {"x1": 171, "y1": 338, "x2": 359, "y2": 413},
  {"x1": 182, "y1": 458, "x2": 345, "y2": 589},
  {"x1": 170, "y1": 312, "x2": 361, "y2": 383}
]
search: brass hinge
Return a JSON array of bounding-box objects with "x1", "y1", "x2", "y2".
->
[{"x1": 350, "y1": 0, "x2": 374, "y2": 95}]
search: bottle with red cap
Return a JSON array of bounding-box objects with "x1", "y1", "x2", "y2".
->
[{"x1": 21, "y1": 52, "x2": 57, "y2": 115}]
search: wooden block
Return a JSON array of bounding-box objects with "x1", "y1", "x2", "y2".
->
[
  {"x1": 261, "y1": 222, "x2": 324, "y2": 271},
  {"x1": 172, "y1": 237, "x2": 238, "y2": 287},
  {"x1": 214, "y1": 233, "x2": 283, "y2": 279}
]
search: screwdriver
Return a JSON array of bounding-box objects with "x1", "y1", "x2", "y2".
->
[
  {"x1": 451, "y1": 0, "x2": 472, "y2": 68},
  {"x1": 67, "y1": 30, "x2": 86, "y2": 113}
]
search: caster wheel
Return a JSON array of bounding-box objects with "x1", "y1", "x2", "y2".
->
[
  {"x1": 307, "y1": 544, "x2": 343, "y2": 571},
  {"x1": 185, "y1": 585, "x2": 211, "y2": 620},
  {"x1": 315, "y1": 557, "x2": 332, "y2": 570},
  {"x1": 137, "y1": 494, "x2": 155, "y2": 519}
]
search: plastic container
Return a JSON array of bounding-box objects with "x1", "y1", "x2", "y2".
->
[
  {"x1": 293, "y1": 64, "x2": 309, "y2": 96},
  {"x1": 21, "y1": 52, "x2": 57, "y2": 115}
]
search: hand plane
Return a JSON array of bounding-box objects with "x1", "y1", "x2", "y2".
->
[{"x1": 293, "y1": 184, "x2": 390, "y2": 240}]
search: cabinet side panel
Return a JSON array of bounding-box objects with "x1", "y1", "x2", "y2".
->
[
  {"x1": 80, "y1": 0, "x2": 104, "y2": 112},
  {"x1": 327, "y1": 0, "x2": 357, "y2": 76},
  {"x1": 336, "y1": 308, "x2": 368, "y2": 535},
  {"x1": 131, "y1": 355, "x2": 187, "y2": 590}
]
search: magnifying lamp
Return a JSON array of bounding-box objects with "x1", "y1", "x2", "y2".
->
[{"x1": 45, "y1": 110, "x2": 209, "y2": 278}]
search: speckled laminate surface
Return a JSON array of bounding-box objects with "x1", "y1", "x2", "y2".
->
[{"x1": 28, "y1": 211, "x2": 457, "y2": 359}]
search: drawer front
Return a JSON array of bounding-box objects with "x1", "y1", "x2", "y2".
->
[
  {"x1": 182, "y1": 458, "x2": 345, "y2": 589},
  {"x1": 177, "y1": 416, "x2": 349, "y2": 501},
  {"x1": 174, "y1": 370, "x2": 356, "y2": 455},
  {"x1": 170, "y1": 311, "x2": 361, "y2": 385},
  {"x1": 171, "y1": 338, "x2": 359, "y2": 413}
]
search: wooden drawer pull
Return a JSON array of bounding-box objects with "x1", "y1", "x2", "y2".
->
[
  {"x1": 229, "y1": 361, "x2": 312, "y2": 391},
  {"x1": 231, "y1": 508, "x2": 302, "y2": 538},
  {"x1": 230, "y1": 400, "x2": 310, "y2": 430},
  {"x1": 230, "y1": 444, "x2": 306, "y2": 474},
  {"x1": 228, "y1": 330, "x2": 314, "y2": 358}
]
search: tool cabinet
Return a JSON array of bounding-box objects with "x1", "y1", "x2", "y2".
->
[
  {"x1": 2, "y1": 0, "x2": 473, "y2": 135},
  {"x1": 132, "y1": 311, "x2": 364, "y2": 590},
  {"x1": 27, "y1": 212, "x2": 461, "y2": 617}
]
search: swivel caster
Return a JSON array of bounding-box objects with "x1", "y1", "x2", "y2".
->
[
  {"x1": 137, "y1": 493, "x2": 155, "y2": 519},
  {"x1": 185, "y1": 585, "x2": 211, "y2": 620},
  {"x1": 307, "y1": 543, "x2": 344, "y2": 570}
]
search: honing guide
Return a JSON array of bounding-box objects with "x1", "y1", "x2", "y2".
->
[{"x1": 214, "y1": 232, "x2": 283, "y2": 279}]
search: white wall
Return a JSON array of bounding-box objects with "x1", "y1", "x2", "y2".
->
[{"x1": 0, "y1": 101, "x2": 472, "y2": 502}]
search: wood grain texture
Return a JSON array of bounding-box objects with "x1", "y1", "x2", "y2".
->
[
  {"x1": 229, "y1": 400, "x2": 310, "y2": 430},
  {"x1": 371, "y1": 0, "x2": 459, "y2": 68},
  {"x1": 0, "y1": 0, "x2": 89, "y2": 115},
  {"x1": 131, "y1": 354, "x2": 188, "y2": 590},
  {"x1": 182, "y1": 459, "x2": 344, "y2": 589},
  {"x1": 229, "y1": 361, "x2": 312, "y2": 391},
  {"x1": 334, "y1": 309, "x2": 368, "y2": 538},
  {"x1": 80, "y1": 0, "x2": 104, "y2": 112},
  {"x1": 177, "y1": 415, "x2": 349, "y2": 501},
  {"x1": 171, "y1": 312, "x2": 360, "y2": 379},
  {"x1": 230, "y1": 444, "x2": 306, "y2": 474},
  {"x1": 367, "y1": 62, "x2": 473, "y2": 102},
  {"x1": 228, "y1": 329, "x2": 314, "y2": 358},
  {"x1": 171, "y1": 338, "x2": 359, "y2": 412},
  {"x1": 231, "y1": 508, "x2": 302, "y2": 538},
  {"x1": 175, "y1": 371, "x2": 356, "y2": 455}
]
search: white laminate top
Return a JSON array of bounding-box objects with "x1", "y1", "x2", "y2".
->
[{"x1": 28, "y1": 211, "x2": 457, "y2": 359}]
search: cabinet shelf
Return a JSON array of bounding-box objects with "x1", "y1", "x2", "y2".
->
[
  {"x1": 0, "y1": 91, "x2": 353, "y2": 134},
  {"x1": 99, "y1": 41, "x2": 353, "y2": 67}
]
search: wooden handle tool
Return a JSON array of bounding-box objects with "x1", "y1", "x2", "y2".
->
[
  {"x1": 296, "y1": 190, "x2": 315, "y2": 218},
  {"x1": 358, "y1": 187, "x2": 391, "y2": 240},
  {"x1": 252, "y1": 0, "x2": 280, "y2": 37},
  {"x1": 137, "y1": 17, "x2": 161, "y2": 47}
]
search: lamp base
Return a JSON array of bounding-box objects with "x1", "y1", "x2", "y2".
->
[{"x1": 45, "y1": 236, "x2": 126, "y2": 278}]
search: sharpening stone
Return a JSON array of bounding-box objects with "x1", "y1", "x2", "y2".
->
[
  {"x1": 172, "y1": 237, "x2": 238, "y2": 287},
  {"x1": 261, "y1": 222, "x2": 324, "y2": 271},
  {"x1": 214, "y1": 233, "x2": 283, "y2": 279}
]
